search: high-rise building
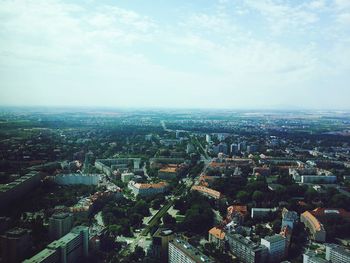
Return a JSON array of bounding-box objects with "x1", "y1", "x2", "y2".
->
[
  {"x1": 150, "y1": 228, "x2": 174, "y2": 262},
  {"x1": 49, "y1": 212, "x2": 73, "y2": 240},
  {"x1": 325, "y1": 243, "x2": 350, "y2": 263},
  {"x1": 260, "y1": 234, "x2": 286, "y2": 262},
  {"x1": 0, "y1": 171, "x2": 42, "y2": 209},
  {"x1": 23, "y1": 226, "x2": 89, "y2": 263},
  {"x1": 226, "y1": 233, "x2": 268, "y2": 263},
  {"x1": 0, "y1": 227, "x2": 32, "y2": 263},
  {"x1": 169, "y1": 238, "x2": 214, "y2": 263},
  {"x1": 281, "y1": 208, "x2": 298, "y2": 230},
  {"x1": 230, "y1": 143, "x2": 238, "y2": 155},
  {"x1": 205, "y1": 134, "x2": 211, "y2": 143},
  {"x1": 247, "y1": 145, "x2": 258, "y2": 153},
  {"x1": 238, "y1": 141, "x2": 247, "y2": 152},
  {"x1": 303, "y1": 251, "x2": 329, "y2": 263}
]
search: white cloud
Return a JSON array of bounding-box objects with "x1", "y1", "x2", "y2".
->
[{"x1": 0, "y1": 0, "x2": 349, "y2": 109}]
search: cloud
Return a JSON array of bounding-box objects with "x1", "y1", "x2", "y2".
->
[{"x1": 0, "y1": 0, "x2": 349, "y2": 109}]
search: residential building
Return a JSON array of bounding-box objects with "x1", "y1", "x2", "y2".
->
[
  {"x1": 281, "y1": 208, "x2": 298, "y2": 230},
  {"x1": 227, "y1": 205, "x2": 248, "y2": 224},
  {"x1": 206, "y1": 134, "x2": 211, "y2": 143},
  {"x1": 95, "y1": 158, "x2": 142, "y2": 176},
  {"x1": 150, "y1": 228, "x2": 174, "y2": 262},
  {"x1": 260, "y1": 234, "x2": 286, "y2": 262},
  {"x1": 186, "y1": 144, "x2": 196, "y2": 154},
  {"x1": 251, "y1": 208, "x2": 278, "y2": 219},
  {"x1": 301, "y1": 175, "x2": 337, "y2": 184},
  {"x1": 198, "y1": 175, "x2": 220, "y2": 187},
  {"x1": 310, "y1": 208, "x2": 350, "y2": 222},
  {"x1": 53, "y1": 174, "x2": 101, "y2": 185},
  {"x1": 158, "y1": 165, "x2": 178, "y2": 180},
  {"x1": 169, "y1": 238, "x2": 214, "y2": 263},
  {"x1": 303, "y1": 251, "x2": 329, "y2": 263},
  {"x1": 247, "y1": 145, "x2": 258, "y2": 153},
  {"x1": 121, "y1": 172, "x2": 134, "y2": 183},
  {"x1": 23, "y1": 226, "x2": 89, "y2": 263},
  {"x1": 226, "y1": 233, "x2": 267, "y2": 263},
  {"x1": 0, "y1": 171, "x2": 42, "y2": 208},
  {"x1": 191, "y1": 185, "x2": 222, "y2": 199},
  {"x1": 238, "y1": 142, "x2": 247, "y2": 152},
  {"x1": 325, "y1": 243, "x2": 350, "y2": 263},
  {"x1": 253, "y1": 167, "x2": 271, "y2": 177},
  {"x1": 300, "y1": 211, "x2": 326, "y2": 242},
  {"x1": 128, "y1": 181, "x2": 168, "y2": 196},
  {"x1": 230, "y1": 143, "x2": 238, "y2": 155},
  {"x1": 49, "y1": 212, "x2": 73, "y2": 240},
  {"x1": 0, "y1": 227, "x2": 32, "y2": 263},
  {"x1": 208, "y1": 227, "x2": 225, "y2": 249}
]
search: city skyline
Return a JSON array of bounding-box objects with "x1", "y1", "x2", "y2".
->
[{"x1": 1, "y1": 0, "x2": 350, "y2": 109}]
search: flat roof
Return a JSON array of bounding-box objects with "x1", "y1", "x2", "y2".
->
[
  {"x1": 170, "y1": 238, "x2": 214, "y2": 262},
  {"x1": 23, "y1": 248, "x2": 57, "y2": 263}
]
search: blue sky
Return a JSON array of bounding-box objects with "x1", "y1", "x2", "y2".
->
[{"x1": 0, "y1": 0, "x2": 350, "y2": 109}]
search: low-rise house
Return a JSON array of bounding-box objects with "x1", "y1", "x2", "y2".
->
[
  {"x1": 191, "y1": 185, "x2": 222, "y2": 200},
  {"x1": 208, "y1": 227, "x2": 225, "y2": 249}
]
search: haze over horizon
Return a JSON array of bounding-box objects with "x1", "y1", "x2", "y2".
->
[{"x1": 1, "y1": 0, "x2": 350, "y2": 109}]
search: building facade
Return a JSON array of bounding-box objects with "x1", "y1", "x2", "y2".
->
[
  {"x1": 300, "y1": 211, "x2": 326, "y2": 242},
  {"x1": 0, "y1": 171, "x2": 42, "y2": 208},
  {"x1": 0, "y1": 227, "x2": 32, "y2": 263},
  {"x1": 54, "y1": 174, "x2": 100, "y2": 185},
  {"x1": 169, "y1": 238, "x2": 214, "y2": 263},
  {"x1": 151, "y1": 228, "x2": 174, "y2": 262},
  {"x1": 128, "y1": 181, "x2": 168, "y2": 196},
  {"x1": 281, "y1": 208, "x2": 298, "y2": 230},
  {"x1": 260, "y1": 234, "x2": 286, "y2": 262},
  {"x1": 325, "y1": 243, "x2": 350, "y2": 263},
  {"x1": 49, "y1": 212, "x2": 73, "y2": 240},
  {"x1": 226, "y1": 233, "x2": 268, "y2": 263},
  {"x1": 23, "y1": 226, "x2": 89, "y2": 263}
]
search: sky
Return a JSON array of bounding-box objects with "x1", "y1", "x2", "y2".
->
[{"x1": 0, "y1": 0, "x2": 350, "y2": 109}]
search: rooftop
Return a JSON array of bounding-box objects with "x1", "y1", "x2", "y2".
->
[
  {"x1": 191, "y1": 185, "x2": 222, "y2": 199},
  {"x1": 227, "y1": 233, "x2": 266, "y2": 252},
  {"x1": 209, "y1": 227, "x2": 225, "y2": 240},
  {"x1": 301, "y1": 211, "x2": 324, "y2": 231},
  {"x1": 326, "y1": 243, "x2": 350, "y2": 257},
  {"x1": 159, "y1": 166, "x2": 178, "y2": 173},
  {"x1": 171, "y1": 238, "x2": 214, "y2": 263},
  {"x1": 23, "y1": 248, "x2": 57, "y2": 263},
  {"x1": 132, "y1": 181, "x2": 168, "y2": 189},
  {"x1": 262, "y1": 234, "x2": 285, "y2": 243}
]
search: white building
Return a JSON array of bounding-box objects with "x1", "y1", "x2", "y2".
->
[
  {"x1": 128, "y1": 181, "x2": 168, "y2": 196},
  {"x1": 251, "y1": 208, "x2": 278, "y2": 219},
  {"x1": 326, "y1": 243, "x2": 350, "y2": 263},
  {"x1": 281, "y1": 208, "x2": 298, "y2": 230},
  {"x1": 24, "y1": 226, "x2": 89, "y2": 263},
  {"x1": 261, "y1": 234, "x2": 286, "y2": 262},
  {"x1": 121, "y1": 172, "x2": 134, "y2": 183},
  {"x1": 54, "y1": 174, "x2": 101, "y2": 185},
  {"x1": 303, "y1": 251, "x2": 329, "y2": 263},
  {"x1": 206, "y1": 134, "x2": 211, "y2": 143},
  {"x1": 300, "y1": 175, "x2": 337, "y2": 184},
  {"x1": 169, "y1": 238, "x2": 213, "y2": 263}
]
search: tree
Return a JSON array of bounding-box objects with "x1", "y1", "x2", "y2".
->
[
  {"x1": 236, "y1": 191, "x2": 250, "y2": 203},
  {"x1": 252, "y1": 190, "x2": 264, "y2": 203},
  {"x1": 133, "y1": 200, "x2": 150, "y2": 216},
  {"x1": 162, "y1": 213, "x2": 176, "y2": 226},
  {"x1": 130, "y1": 213, "x2": 143, "y2": 228}
]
